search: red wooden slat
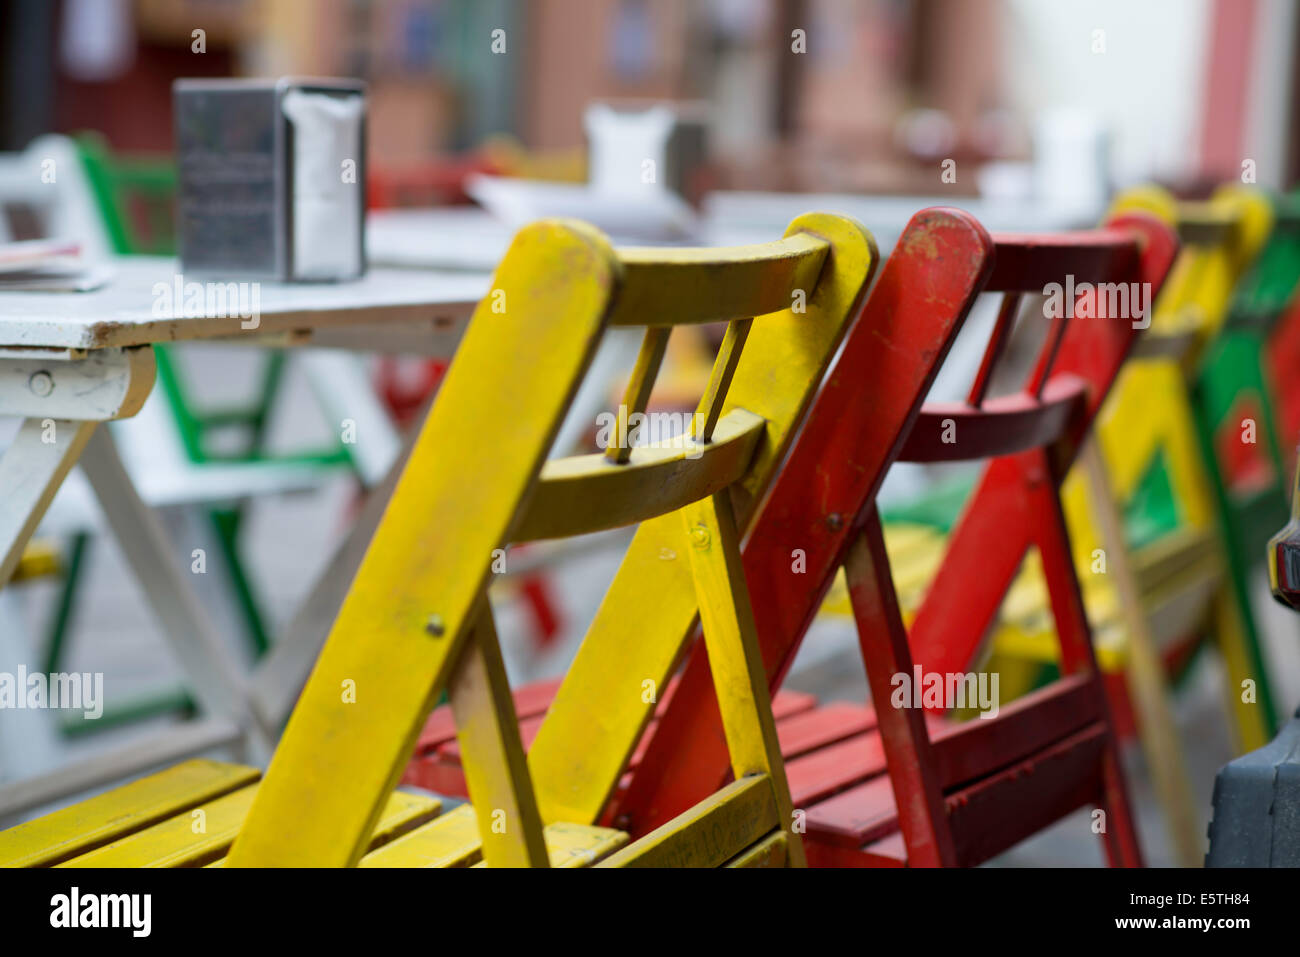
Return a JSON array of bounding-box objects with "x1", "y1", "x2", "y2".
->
[
  {"x1": 414, "y1": 677, "x2": 563, "y2": 755},
  {"x1": 784, "y1": 710, "x2": 945, "y2": 808},
  {"x1": 771, "y1": 690, "x2": 819, "y2": 720},
  {"x1": 401, "y1": 756, "x2": 468, "y2": 796},
  {"x1": 805, "y1": 723, "x2": 1109, "y2": 864},
  {"x1": 804, "y1": 836, "x2": 901, "y2": 867},
  {"x1": 985, "y1": 230, "x2": 1140, "y2": 291},
  {"x1": 898, "y1": 378, "x2": 1086, "y2": 463},
  {"x1": 928, "y1": 671, "x2": 1098, "y2": 790},
  {"x1": 787, "y1": 733, "x2": 887, "y2": 809},
  {"x1": 861, "y1": 832, "x2": 908, "y2": 865},
  {"x1": 805, "y1": 832, "x2": 908, "y2": 867},
  {"x1": 770, "y1": 702, "x2": 876, "y2": 760},
  {"x1": 805, "y1": 774, "x2": 901, "y2": 848},
  {"x1": 945, "y1": 725, "x2": 1108, "y2": 865}
]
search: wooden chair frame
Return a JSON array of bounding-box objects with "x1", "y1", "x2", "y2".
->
[
  {"x1": 615, "y1": 210, "x2": 1178, "y2": 865},
  {"x1": 214, "y1": 213, "x2": 878, "y2": 867},
  {"x1": 976, "y1": 185, "x2": 1277, "y2": 865}
]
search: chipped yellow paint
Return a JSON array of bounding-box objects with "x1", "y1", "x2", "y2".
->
[
  {"x1": 0, "y1": 760, "x2": 258, "y2": 868},
  {"x1": 361, "y1": 805, "x2": 628, "y2": 868},
  {"x1": 539, "y1": 822, "x2": 628, "y2": 868},
  {"x1": 471, "y1": 822, "x2": 629, "y2": 868}
]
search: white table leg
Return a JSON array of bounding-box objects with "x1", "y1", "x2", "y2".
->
[
  {"x1": 299, "y1": 349, "x2": 401, "y2": 488},
  {"x1": 77, "y1": 425, "x2": 264, "y2": 755},
  {"x1": 0, "y1": 590, "x2": 66, "y2": 786},
  {"x1": 0, "y1": 418, "x2": 97, "y2": 588}
]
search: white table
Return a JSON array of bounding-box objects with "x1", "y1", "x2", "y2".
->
[
  {"x1": 366, "y1": 190, "x2": 1101, "y2": 271},
  {"x1": 0, "y1": 257, "x2": 489, "y2": 816}
]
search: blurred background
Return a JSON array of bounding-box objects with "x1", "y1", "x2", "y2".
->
[
  {"x1": 3, "y1": 0, "x2": 1300, "y2": 867},
  {"x1": 2, "y1": 0, "x2": 1296, "y2": 197}
]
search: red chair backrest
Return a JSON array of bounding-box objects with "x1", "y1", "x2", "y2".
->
[{"x1": 615, "y1": 208, "x2": 1177, "y2": 838}]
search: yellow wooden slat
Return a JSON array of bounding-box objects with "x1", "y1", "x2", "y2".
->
[
  {"x1": 358, "y1": 804, "x2": 482, "y2": 868},
  {"x1": 597, "y1": 775, "x2": 778, "y2": 868},
  {"x1": 205, "y1": 790, "x2": 443, "y2": 868},
  {"x1": 528, "y1": 213, "x2": 877, "y2": 828},
  {"x1": 609, "y1": 234, "x2": 829, "y2": 327},
  {"x1": 59, "y1": 784, "x2": 258, "y2": 868},
  {"x1": 513, "y1": 409, "x2": 764, "y2": 541},
  {"x1": 683, "y1": 491, "x2": 804, "y2": 866},
  {"x1": 360, "y1": 805, "x2": 629, "y2": 868},
  {"x1": 605, "y1": 326, "x2": 671, "y2": 464},
  {"x1": 226, "y1": 220, "x2": 619, "y2": 867},
  {"x1": 694, "y1": 318, "x2": 753, "y2": 442},
  {"x1": 449, "y1": 609, "x2": 549, "y2": 867},
  {"x1": 725, "y1": 830, "x2": 787, "y2": 868},
  {"x1": 370, "y1": 791, "x2": 447, "y2": 845},
  {"x1": 541, "y1": 822, "x2": 628, "y2": 868},
  {"x1": 470, "y1": 821, "x2": 628, "y2": 868},
  {"x1": 1213, "y1": 589, "x2": 1273, "y2": 752},
  {"x1": 0, "y1": 760, "x2": 258, "y2": 868}
]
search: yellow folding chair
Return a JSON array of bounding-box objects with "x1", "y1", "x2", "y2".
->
[{"x1": 0, "y1": 212, "x2": 877, "y2": 868}]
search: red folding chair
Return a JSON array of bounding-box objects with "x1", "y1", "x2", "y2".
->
[
  {"x1": 404, "y1": 208, "x2": 1179, "y2": 867},
  {"x1": 616, "y1": 211, "x2": 1178, "y2": 866}
]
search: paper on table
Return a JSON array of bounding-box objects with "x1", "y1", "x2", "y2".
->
[
  {"x1": 0, "y1": 263, "x2": 115, "y2": 292},
  {"x1": 281, "y1": 89, "x2": 365, "y2": 280},
  {"x1": 0, "y1": 239, "x2": 113, "y2": 292},
  {"x1": 0, "y1": 238, "x2": 82, "y2": 273}
]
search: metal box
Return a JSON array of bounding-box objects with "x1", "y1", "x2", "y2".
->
[{"x1": 173, "y1": 77, "x2": 366, "y2": 281}]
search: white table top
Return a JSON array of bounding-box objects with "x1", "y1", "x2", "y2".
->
[
  {"x1": 0, "y1": 256, "x2": 491, "y2": 351},
  {"x1": 365, "y1": 191, "x2": 1100, "y2": 271},
  {"x1": 367, "y1": 208, "x2": 515, "y2": 272}
]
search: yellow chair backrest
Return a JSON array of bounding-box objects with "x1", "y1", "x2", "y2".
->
[
  {"x1": 1063, "y1": 184, "x2": 1272, "y2": 569},
  {"x1": 224, "y1": 214, "x2": 879, "y2": 867}
]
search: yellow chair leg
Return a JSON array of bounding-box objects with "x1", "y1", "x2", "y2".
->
[
  {"x1": 1211, "y1": 588, "x2": 1273, "y2": 753},
  {"x1": 1082, "y1": 439, "x2": 1203, "y2": 867},
  {"x1": 449, "y1": 607, "x2": 550, "y2": 867},
  {"x1": 683, "y1": 491, "x2": 806, "y2": 867}
]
